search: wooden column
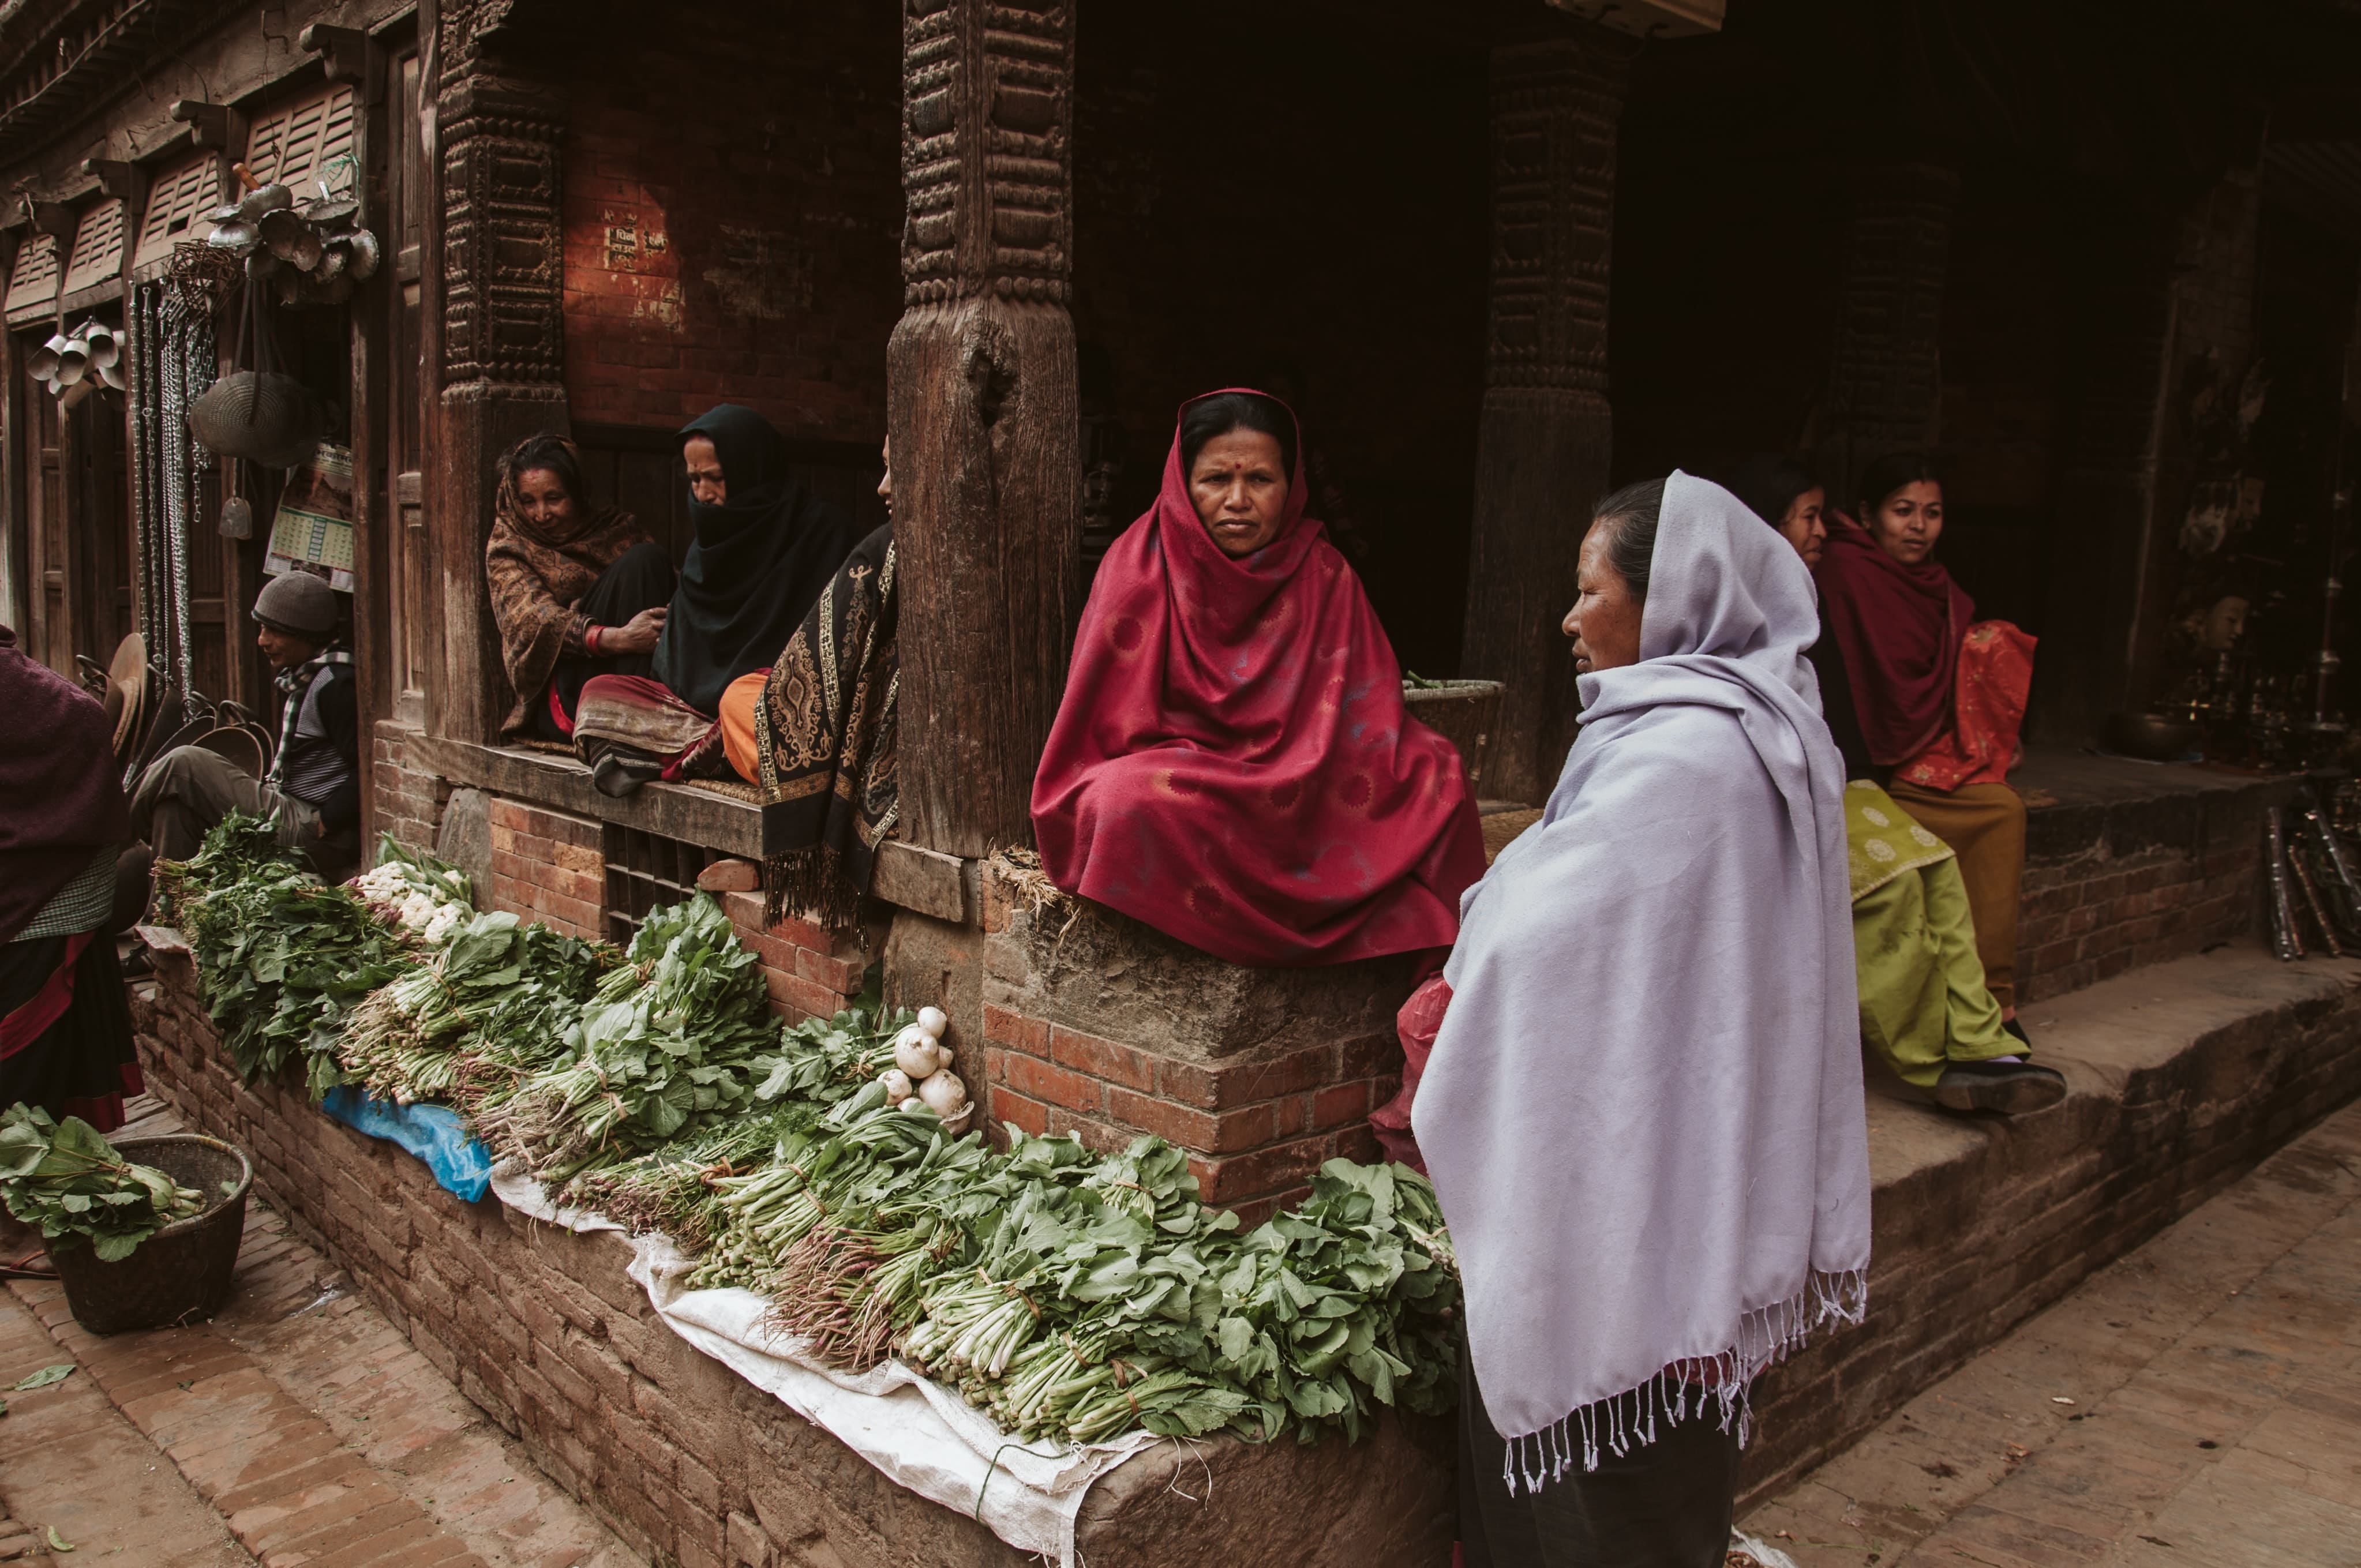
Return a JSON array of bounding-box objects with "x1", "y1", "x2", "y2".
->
[
  {"x1": 428, "y1": 0, "x2": 568, "y2": 745},
  {"x1": 1817, "y1": 162, "x2": 1959, "y2": 506},
  {"x1": 887, "y1": 0, "x2": 1081, "y2": 858},
  {"x1": 1461, "y1": 27, "x2": 1635, "y2": 806}
]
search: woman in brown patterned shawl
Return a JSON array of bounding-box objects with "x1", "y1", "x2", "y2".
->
[
  {"x1": 485, "y1": 434, "x2": 674, "y2": 740},
  {"x1": 716, "y1": 443, "x2": 899, "y2": 933}
]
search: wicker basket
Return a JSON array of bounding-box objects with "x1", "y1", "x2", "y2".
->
[
  {"x1": 1402, "y1": 679, "x2": 1505, "y2": 793},
  {"x1": 47, "y1": 1134, "x2": 251, "y2": 1335}
]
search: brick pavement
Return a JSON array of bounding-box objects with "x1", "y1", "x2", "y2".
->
[
  {"x1": 1743, "y1": 1095, "x2": 2361, "y2": 1566},
  {"x1": 0, "y1": 1100, "x2": 639, "y2": 1568}
]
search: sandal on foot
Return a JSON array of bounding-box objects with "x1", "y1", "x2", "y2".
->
[
  {"x1": 1932, "y1": 1059, "x2": 2067, "y2": 1115},
  {"x1": 0, "y1": 1250, "x2": 57, "y2": 1280}
]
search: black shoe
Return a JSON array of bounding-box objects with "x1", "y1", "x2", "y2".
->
[
  {"x1": 2002, "y1": 1016, "x2": 2030, "y2": 1046},
  {"x1": 592, "y1": 752, "x2": 663, "y2": 797},
  {"x1": 1932, "y1": 1059, "x2": 2068, "y2": 1115}
]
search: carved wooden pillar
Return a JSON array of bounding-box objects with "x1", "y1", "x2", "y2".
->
[
  {"x1": 1461, "y1": 28, "x2": 1636, "y2": 805},
  {"x1": 429, "y1": 1, "x2": 567, "y2": 744},
  {"x1": 888, "y1": 0, "x2": 1081, "y2": 858},
  {"x1": 1818, "y1": 162, "x2": 1959, "y2": 508}
]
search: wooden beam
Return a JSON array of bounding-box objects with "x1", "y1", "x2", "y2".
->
[
  {"x1": 78, "y1": 159, "x2": 139, "y2": 201},
  {"x1": 887, "y1": 0, "x2": 1081, "y2": 860},
  {"x1": 20, "y1": 198, "x2": 72, "y2": 238},
  {"x1": 1547, "y1": 0, "x2": 1723, "y2": 38},
  {"x1": 299, "y1": 24, "x2": 371, "y2": 85},
  {"x1": 168, "y1": 100, "x2": 231, "y2": 149}
]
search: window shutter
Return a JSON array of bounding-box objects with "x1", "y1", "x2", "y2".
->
[
  {"x1": 243, "y1": 83, "x2": 359, "y2": 196},
  {"x1": 133, "y1": 153, "x2": 224, "y2": 271},
  {"x1": 60, "y1": 199, "x2": 128, "y2": 295},
  {"x1": 3, "y1": 234, "x2": 61, "y2": 321}
]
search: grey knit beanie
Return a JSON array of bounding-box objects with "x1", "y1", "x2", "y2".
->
[{"x1": 251, "y1": 571, "x2": 341, "y2": 637}]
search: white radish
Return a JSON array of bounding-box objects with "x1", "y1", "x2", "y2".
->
[
  {"x1": 879, "y1": 1068, "x2": 914, "y2": 1101},
  {"x1": 918, "y1": 1068, "x2": 969, "y2": 1118},
  {"x1": 900, "y1": 1097, "x2": 925, "y2": 1115},
  {"x1": 894, "y1": 1027, "x2": 944, "y2": 1079},
  {"x1": 917, "y1": 1006, "x2": 949, "y2": 1038}
]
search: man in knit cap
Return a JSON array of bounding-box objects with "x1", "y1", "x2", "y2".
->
[{"x1": 130, "y1": 572, "x2": 360, "y2": 879}]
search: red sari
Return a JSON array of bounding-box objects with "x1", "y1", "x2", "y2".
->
[{"x1": 1030, "y1": 393, "x2": 1484, "y2": 967}]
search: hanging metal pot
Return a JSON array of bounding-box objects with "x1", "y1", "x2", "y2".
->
[
  {"x1": 312, "y1": 246, "x2": 347, "y2": 283},
  {"x1": 209, "y1": 219, "x2": 258, "y2": 253},
  {"x1": 96, "y1": 359, "x2": 127, "y2": 392},
  {"x1": 299, "y1": 197, "x2": 359, "y2": 228},
  {"x1": 80, "y1": 321, "x2": 119, "y2": 369},
  {"x1": 290, "y1": 230, "x2": 324, "y2": 272},
  {"x1": 28, "y1": 334, "x2": 67, "y2": 381},
  {"x1": 235, "y1": 182, "x2": 294, "y2": 222},
  {"x1": 54, "y1": 336, "x2": 89, "y2": 387},
  {"x1": 343, "y1": 229, "x2": 380, "y2": 282}
]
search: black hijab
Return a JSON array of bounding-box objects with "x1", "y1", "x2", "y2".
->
[{"x1": 654, "y1": 405, "x2": 860, "y2": 714}]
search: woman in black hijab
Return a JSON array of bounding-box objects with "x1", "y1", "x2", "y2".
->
[
  {"x1": 570, "y1": 405, "x2": 859, "y2": 794},
  {"x1": 657, "y1": 405, "x2": 860, "y2": 712}
]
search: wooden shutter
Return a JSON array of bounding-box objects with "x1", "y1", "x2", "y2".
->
[
  {"x1": 3, "y1": 234, "x2": 61, "y2": 322},
  {"x1": 133, "y1": 153, "x2": 223, "y2": 271},
  {"x1": 244, "y1": 83, "x2": 359, "y2": 196},
  {"x1": 59, "y1": 199, "x2": 127, "y2": 295}
]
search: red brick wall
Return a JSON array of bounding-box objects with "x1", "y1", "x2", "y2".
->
[
  {"x1": 488, "y1": 798, "x2": 607, "y2": 941},
  {"x1": 718, "y1": 889, "x2": 865, "y2": 1026},
  {"x1": 979, "y1": 1007, "x2": 1392, "y2": 1225},
  {"x1": 553, "y1": 1, "x2": 902, "y2": 440},
  {"x1": 369, "y1": 722, "x2": 449, "y2": 859},
  {"x1": 2016, "y1": 843, "x2": 2254, "y2": 1004}
]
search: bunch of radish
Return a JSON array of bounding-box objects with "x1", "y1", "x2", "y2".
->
[{"x1": 877, "y1": 1006, "x2": 970, "y2": 1134}]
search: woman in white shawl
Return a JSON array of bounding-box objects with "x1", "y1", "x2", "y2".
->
[{"x1": 1414, "y1": 473, "x2": 1872, "y2": 1564}]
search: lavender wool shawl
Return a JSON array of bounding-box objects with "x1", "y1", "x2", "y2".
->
[{"x1": 1412, "y1": 472, "x2": 1871, "y2": 1490}]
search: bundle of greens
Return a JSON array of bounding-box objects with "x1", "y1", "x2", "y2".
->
[
  {"x1": 1212, "y1": 1159, "x2": 1460, "y2": 1442},
  {"x1": 349, "y1": 836, "x2": 475, "y2": 943},
  {"x1": 474, "y1": 894, "x2": 788, "y2": 1181},
  {"x1": 0, "y1": 1106, "x2": 211, "y2": 1261},
  {"x1": 162, "y1": 815, "x2": 417, "y2": 1096},
  {"x1": 338, "y1": 911, "x2": 613, "y2": 1108}
]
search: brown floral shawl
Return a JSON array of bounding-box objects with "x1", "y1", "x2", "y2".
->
[
  {"x1": 756, "y1": 522, "x2": 899, "y2": 933},
  {"x1": 485, "y1": 448, "x2": 653, "y2": 734}
]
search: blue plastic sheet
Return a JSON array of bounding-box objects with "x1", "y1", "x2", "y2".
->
[{"x1": 318, "y1": 1086, "x2": 494, "y2": 1202}]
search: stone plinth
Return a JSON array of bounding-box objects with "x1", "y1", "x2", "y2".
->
[{"x1": 978, "y1": 881, "x2": 1422, "y2": 1222}]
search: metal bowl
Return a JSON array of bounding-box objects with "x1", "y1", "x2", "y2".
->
[{"x1": 2103, "y1": 711, "x2": 2201, "y2": 761}]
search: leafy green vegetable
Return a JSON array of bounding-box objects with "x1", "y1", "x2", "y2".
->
[
  {"x1": 474, "y1": 895, "x2": 788, "y2": 1180},
  {"x1": 162, "y1": 815, "x2": 417, "y2": 1096},
  {"x1": 0, "y1": 1105, "x2": 204, "y2": 1263}
]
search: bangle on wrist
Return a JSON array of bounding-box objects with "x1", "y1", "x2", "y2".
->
[{"x1": 585, "y1": 624, "x2": 602, "y2": 655}]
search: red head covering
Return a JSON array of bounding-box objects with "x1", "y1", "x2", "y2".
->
[
  {"x1": 1812, "y1": 513, "x2": 1975, "y2": 768},
  {"x1": 1030, "y1": 391, "x2": 1484, "y2": 966},
  {"x1": 0, "y1": 626, "x2": 130, "y2": 942}
]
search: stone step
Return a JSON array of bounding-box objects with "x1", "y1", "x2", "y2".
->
[{"x1": 1744, "y1": 940, "x2": 2361, "y2": 1503}]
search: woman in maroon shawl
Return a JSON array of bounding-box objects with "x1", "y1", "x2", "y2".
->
[
  {"x1": 1814, "y1": 453, "x2": 2037, "y2": 1031},
  {"x1": 0, "y1": 627, "x2": 144, "y2": 1138},
  {"x1": 1032, "y1": 391, "x2": 1485, "y2": 967}
]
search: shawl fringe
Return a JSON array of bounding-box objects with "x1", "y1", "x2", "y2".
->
[{"x1": 1500, "y1": 1267, "x2": 1868, "y2": 1495}]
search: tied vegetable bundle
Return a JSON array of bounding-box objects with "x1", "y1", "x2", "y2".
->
[
  {"x1": 350, "y1": 838, "x2": 475, "y2": 943},
  {"x1": 474, "y1": 894, "x2": 792, "y2": 1183},
  {"x1": 0, "y1": 1106, "x2": 212, "y2": 1261},
  {"x1": 338, "y1": 910, "x2": 615, "y2": 1109},
  {"x1": 162, "y1": 815, "x2": 418, "y2": 1096}
]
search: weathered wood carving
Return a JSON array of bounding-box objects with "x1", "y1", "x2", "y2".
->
[
  {"x1": 889, "y1": 0, "x2": 1081, "y2": 859},
  {"x1": 430, "y1": 0, "x2": 569, "y2": 744},
  {"x1": 1462, "y1": 28, "x2": 1635, "y2": 805},
  {"x1": 1819, "y1": 162, "x2": 1958, "y2": 504}
]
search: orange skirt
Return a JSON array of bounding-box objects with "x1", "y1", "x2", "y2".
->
[{"x1": 718, "y1": 670, "x2": 768, "y2": 785}]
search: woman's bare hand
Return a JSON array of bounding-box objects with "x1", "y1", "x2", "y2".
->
[{"x1": 601, "y1": 606, "x2": 668, "y2": 657}]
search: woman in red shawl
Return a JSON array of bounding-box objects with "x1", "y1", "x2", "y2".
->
[
  {"x1": 1, "y1": 626, "x2": 144, "y2": 1142},
  {"x1": 1814, "y1": 453, "x2": 2038, "y2": 1034},
  {"x1": 1032, "y1": 391, "x2": 1485, "y2": 967}
]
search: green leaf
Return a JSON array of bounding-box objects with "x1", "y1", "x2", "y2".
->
[{"x1": 10, "y1": 1364, "x2": 73, "y2": 1391}]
